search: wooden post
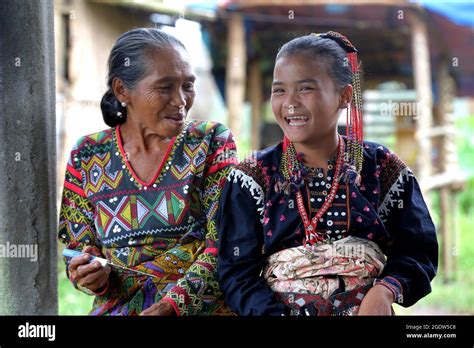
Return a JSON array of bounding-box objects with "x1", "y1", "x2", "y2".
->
[
  {"x1": 249, "y1": 60, "x2": 262, "y2": 150},
  {"x1": 225, "y1": 13, "x2": 247, "y2": 140},
  {"x1": 438, "y1": 64, "x2": 459, "y2": 174},
  {"x1": 407, "y1": 11, "x2": 433, "y2": 190},
  {"x1": 437, "y1": 62, "x2": 459, "y2": 281}
]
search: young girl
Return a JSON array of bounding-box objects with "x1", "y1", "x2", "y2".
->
[{"x1": 217, "y1": 31, "x2": 438, "y2": 316}]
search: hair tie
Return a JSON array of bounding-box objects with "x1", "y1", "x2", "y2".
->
[{"x1": 311, "y1": 31, "x2": 358, "y2": 53}]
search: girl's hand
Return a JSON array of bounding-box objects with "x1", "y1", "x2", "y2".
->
[
  {"x1": 68, "y1": 246, "x2": 110, "y2": 292},
  {"x1": 358, "y1": 284, "x2": 394, "y2": 315},
  {"x1": 140, "y1": 301, "x2": 177, "y2": 316}
]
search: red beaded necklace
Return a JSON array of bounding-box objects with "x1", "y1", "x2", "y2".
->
[{"x1": 283, "y1": 135, "x2": 345, "y2": 246}]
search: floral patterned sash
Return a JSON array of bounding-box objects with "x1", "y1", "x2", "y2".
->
[{"x1": 263, "y1": 236, "x2": 386, "y2": 315}]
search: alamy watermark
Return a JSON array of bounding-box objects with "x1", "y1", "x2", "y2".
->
[
  {"x1": 380, "y1": 100, "x2": 421, "y2": 120},
  {"x1": 0, "y1": 241, "x2": 38, "y2": 262},
  {"x1": 326, "y1": 243, "x2": 365, "y2": 259},
  {"x1": 18, "y1": 322, "x2": 55, "y2": 341}
]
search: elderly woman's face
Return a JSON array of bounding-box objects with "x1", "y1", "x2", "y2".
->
[{"x1": 126, "y1": 47, "x2": 195, "y2": 137}]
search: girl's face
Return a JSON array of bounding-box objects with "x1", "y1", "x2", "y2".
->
[{"x1": 271, "y1": 52, "x2": 351, "y2": 146}]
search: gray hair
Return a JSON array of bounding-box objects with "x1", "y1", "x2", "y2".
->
[{"x1": 100, "y1": 28, "x2": 186, "y2": 127}]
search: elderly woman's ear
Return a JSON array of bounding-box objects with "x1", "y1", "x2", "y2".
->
[{"x1": 112, "y1": 78, "x2": 129, "y2": 106}]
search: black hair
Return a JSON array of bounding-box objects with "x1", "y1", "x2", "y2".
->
[
  {"x1": 276, "y1": 34, "x2": 353, "y2": 89},
  {"x1": 100, "y1": 28, "x2": 186, "y2": 127}
]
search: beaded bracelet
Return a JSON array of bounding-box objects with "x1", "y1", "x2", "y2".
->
[{"x1": 373, "y1": 276, "x2": 403, "y2": 304}]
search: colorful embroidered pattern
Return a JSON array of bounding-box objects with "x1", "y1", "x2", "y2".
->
[{"x1": 59, "y1": 119, "x2": 238, "y2": 315}]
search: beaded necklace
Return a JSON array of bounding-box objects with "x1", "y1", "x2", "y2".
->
[
  {"x1": 277, "y1": 31, "x2": 365, "y2": 246},
  {"x1": 282, "y1": 135, "x2": 345, "y2": 246}
]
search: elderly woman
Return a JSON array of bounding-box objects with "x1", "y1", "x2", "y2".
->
[
  {"x1": 58, "y1": 28, "x2": 237, "y2": 315},
  {"x1": 217, "y1": 31, "x2": 438, "y2": 316}
]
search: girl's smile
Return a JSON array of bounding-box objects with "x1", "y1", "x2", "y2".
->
[{"x1": 271, "y1": 53, "x2": 348, "y2": 147}]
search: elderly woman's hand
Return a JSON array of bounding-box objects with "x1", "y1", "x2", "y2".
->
[
  {"x1": 140, "y1": 301, "x2": 177, "y2": 316},
  {"x1": 68, "y1": 246, "x2": 111, "y2": 293}
]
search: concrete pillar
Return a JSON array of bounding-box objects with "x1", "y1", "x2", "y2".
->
[{"x1": 0, "y1": 0, "x2": 57, "y2": 314}]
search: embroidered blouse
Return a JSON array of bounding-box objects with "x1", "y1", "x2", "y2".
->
[
  {"x1": 59, "y1": 120, "x2": 237, "y2": 315},
  {"x1": 217, "y1": 138, "x2": 438, "y2": 315}
]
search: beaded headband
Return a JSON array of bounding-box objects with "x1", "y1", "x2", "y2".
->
[{"x1": 314, "y1": 31, "x2": 364, "y2": 184}]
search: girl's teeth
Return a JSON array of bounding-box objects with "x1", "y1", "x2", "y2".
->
[
  {"x1": 289, "y1": 120, "x2": 307, "y2": 126},
  {"x1": 286, "y1": 116, "x2": 309, "y2": 126}
]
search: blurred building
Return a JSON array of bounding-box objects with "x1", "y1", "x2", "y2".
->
[{"x1": 54, "y1": 0, "x2": 474, "y2": 279}]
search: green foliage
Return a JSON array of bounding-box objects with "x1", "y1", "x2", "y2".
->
[
  {"x1": 456, "y1": 116, "x2": 474, "y2": 214},
  {"x1": 458, "y1": 177, "x2": 474, "y2": 215},
  {"x1": 396, "y1": 116, "x2": 474, "y2": 314},
  {"x1": 396, "y1": 212, "x2": 474, "y2": 314}
]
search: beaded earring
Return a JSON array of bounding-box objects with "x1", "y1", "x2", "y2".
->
[
  {"x1": 315, "y1": 31, "x2": 364, "y2": 185},
  {"x1": 117, "y1": 102, "x2": 127, "y2": 118}
]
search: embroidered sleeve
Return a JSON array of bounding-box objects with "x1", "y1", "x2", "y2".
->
[
  {"x1": 217, "y1": 160, "x2": 287, "y2": 316},
  {"x1": 376, "y1": 148, "x2": 438, "y2": 306},
  {"x1": 58, "y1": 139, "x2": 107, "y2": 296},
  {"x1": 162, "y1": 123, "x2": 238, "y2": 315}
]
